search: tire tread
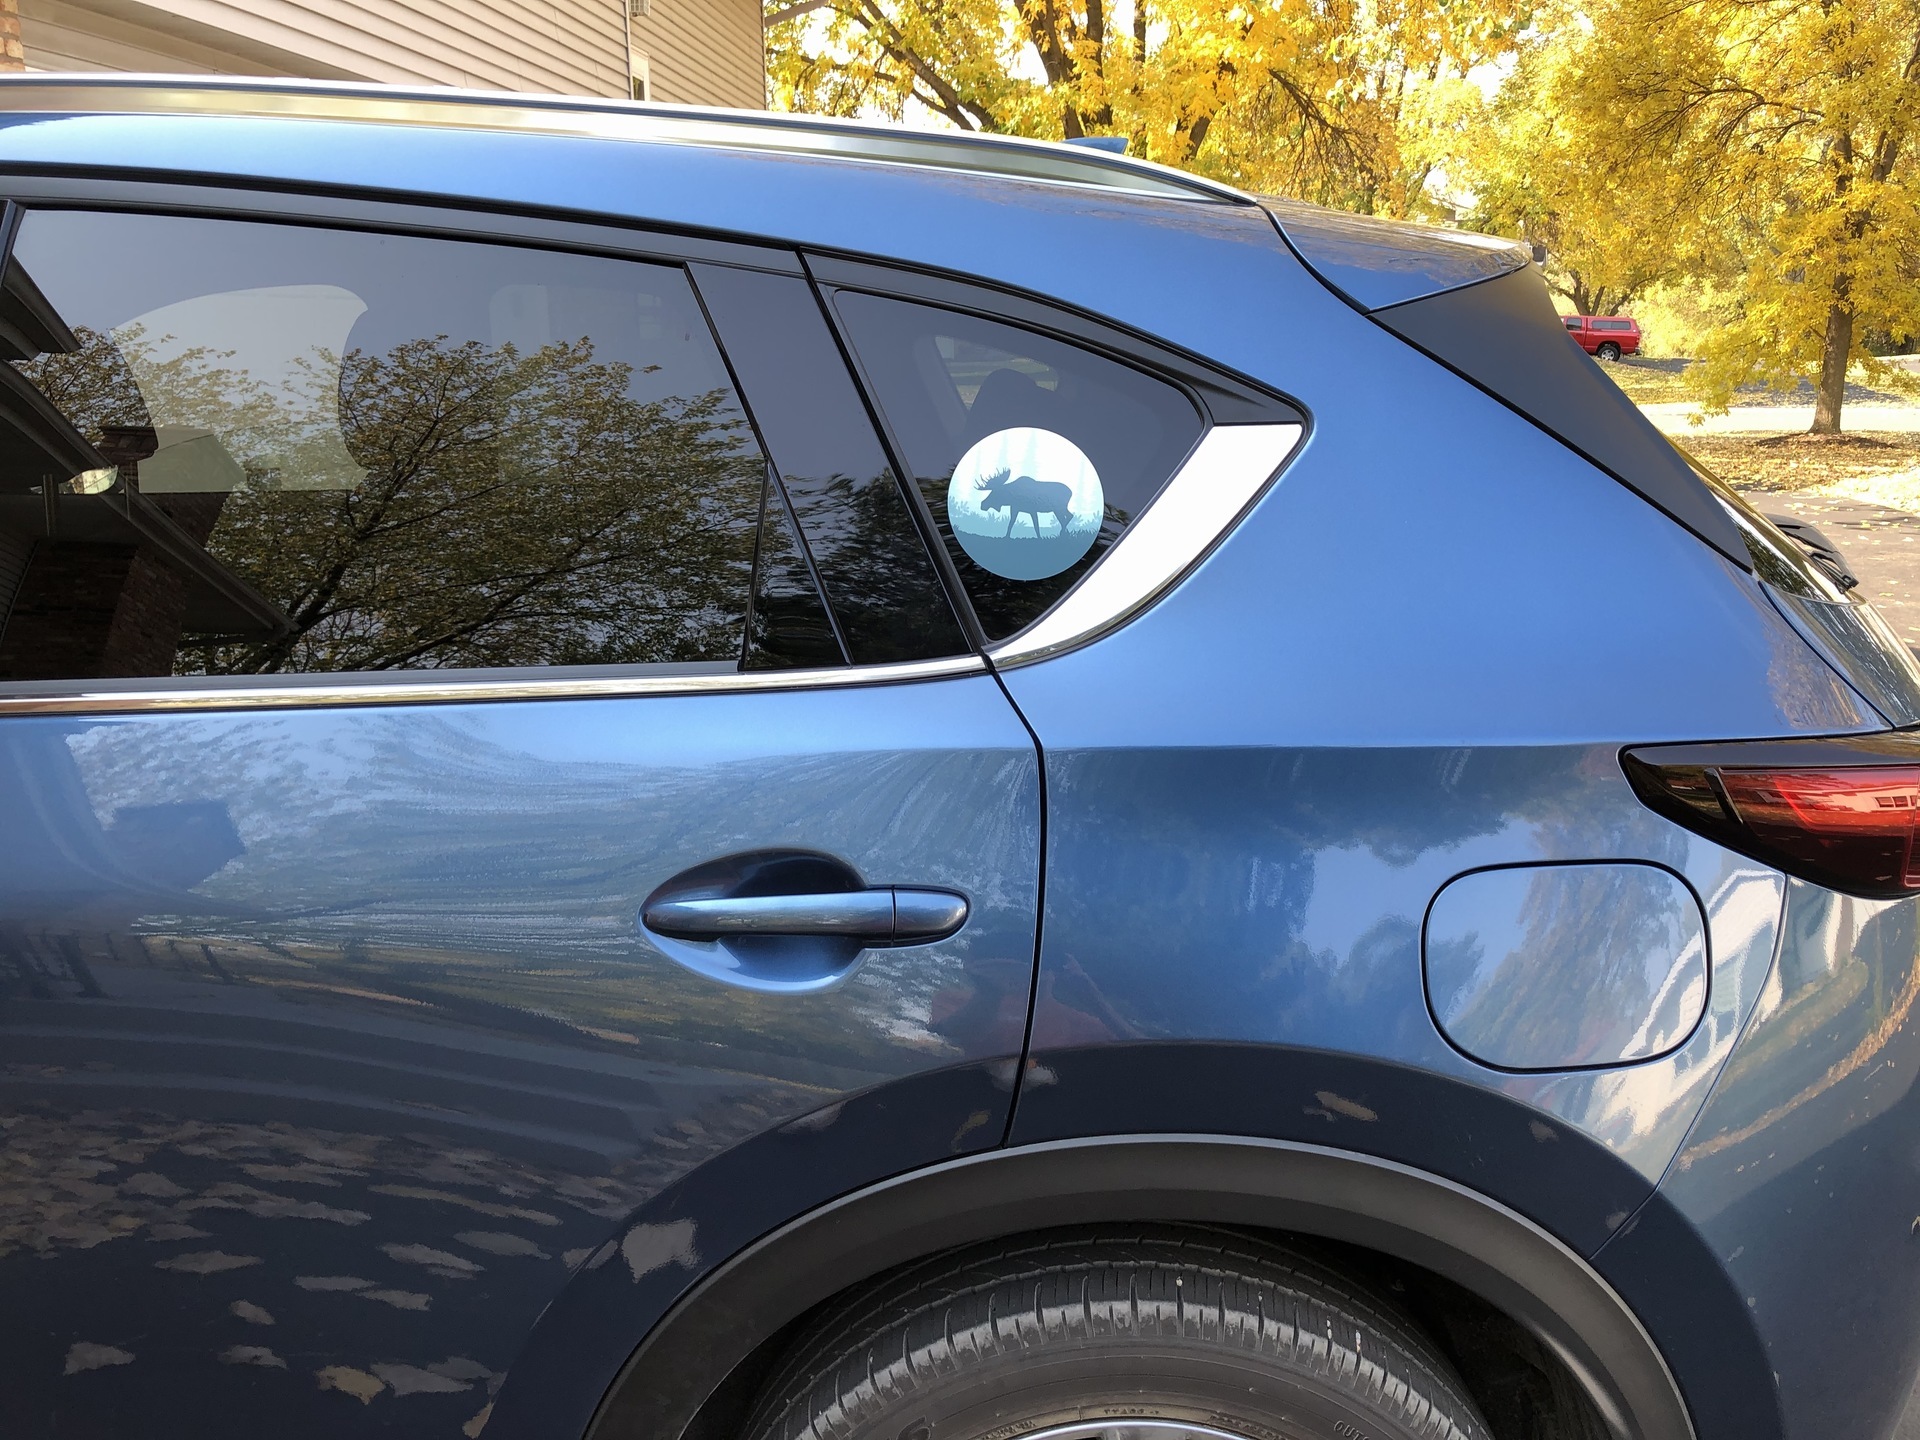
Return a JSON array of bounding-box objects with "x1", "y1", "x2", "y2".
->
[{"x1": 746, "y1": 1227, "x2": 1492, "y2": 1440}]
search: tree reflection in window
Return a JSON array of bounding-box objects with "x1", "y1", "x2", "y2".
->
[
  {"x1": 197, "y1": 336, "x2": 759, "y2": 674},
  {"x1": 2, "y1": 214, "x2": 775, "y2": 680}
]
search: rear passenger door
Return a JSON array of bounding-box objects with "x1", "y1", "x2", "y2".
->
[{"x1": 0, "y1": 206, "x2": 1038, "y2": 1439}]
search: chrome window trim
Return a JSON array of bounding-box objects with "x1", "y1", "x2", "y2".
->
[
  {"x1": 0, "y1": 175, "x2": 806, "y2": 274},
  {"x1": 0, "y1": 187, "x2": 1297, "y2": 703},
  {"x1": 988, "y1": 422, "x2": 1305, "y2": 667},
  {"x1": 0, "y1": 197, "x2": 979, "y2": 716},
  {"x1": 0, "y1": 655, "x2": 987, "y2": 716},
  {"x1": 809, "y1": 256, "x2": 1307, "y2": 429}
]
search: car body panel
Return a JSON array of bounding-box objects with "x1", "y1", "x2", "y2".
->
[
  {"x1": 0, "y1": 677, "x2": 1039, "y2": 1438},
  {"x1": 1635, "y1": 879, "x2": 1920, "y2": 1440},
  {"x1": 0, "y1": 84, "x2": 1912, "y2": 1440},
  {"x1": 0, "y1": 112, "x2": 1344, "y2": 425},
  {"x1": 1377, "y1": 269, "x2": 1740, "y2": 565},
  {"x1": 1424, "y1": 860, "x2": 1711, "y2": 1073},
  {"x1": 1259, "y1": 194, "x2": 1532, "y2": 310},
  {"x1": 1001, "y1": 738, "x2": 1784, "y2": 1200},
  {"x1": 991, "y1": 327, "x2": 1873, "y2": 748},
  {"x1": 992, "y1": 370, "x2": 1832, "y2": 1196}
]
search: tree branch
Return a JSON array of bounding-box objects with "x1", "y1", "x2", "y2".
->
[{"x1": 764, "y1": 0, "x2": 837, "y2": 27}]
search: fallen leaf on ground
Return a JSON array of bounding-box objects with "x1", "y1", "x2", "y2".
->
[
  {"x1": 120, "y1": 1173, "x2": 187, "y2": 1198},
  {"x1": 360, "y1": 1289, "x2": 431, "y2": 1311},
  {"x1": 370, "y1": 1185, "x2": 559, "y2": 1226},
  {"x1": 156, "y1": 1251, "x2": 261, "y2": 1274},
  {"x1": 64, "y1": 1342, "x2": 133, "y2": 1375},
  {"x1": 455, "y1": 1231, "x2": 548, "y2": 1258},
  {"x1": 382, "y1": 1242, "x2": 481, "y2": 1275},
  {"x1": 316, "y1": 1365, "x2": 386, "y2": 1403},
  {"x1": 295, "y1": 1275, "x2": 372, "y2": 1291},
  {"x1": 429, "y1": 1357, "x2": 493, "y2": 1381},
  {"x1": 372, "y1": 1362, "x2": 469, "y2": 1396}
]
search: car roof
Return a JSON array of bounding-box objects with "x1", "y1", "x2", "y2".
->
[
  {"x1": 1258, "y1": 196, "x2": 1531, "y2": 313},
  {"x1": 0, "y1": 74, "x2": 1247, "y2": 206},
  {"x1": 0, "y1": 75, "x2": 1532, "y2": 403}
]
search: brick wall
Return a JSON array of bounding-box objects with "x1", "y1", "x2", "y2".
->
[
  {"x1": 0, "y1": 542, "x2": 143, "y2": 680},
  {"x1": 0, "y1": 0, "x2": 23, "y2": 70}
]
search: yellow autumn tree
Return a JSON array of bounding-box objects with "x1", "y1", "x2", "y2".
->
[
  {"x1": 1465, "y1": 15, "x2": 1707, "y2": 318},
  {"x1": 764, "y1": 0, "x2": 1529, "y2": 219},
  {"x1": 1544, "y1": 0, "x2": 1920, "y2": 432}
]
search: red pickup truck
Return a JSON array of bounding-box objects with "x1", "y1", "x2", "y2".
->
[{"x1": 1562, "y1": 313, "x2": 1642, "y2": 360}]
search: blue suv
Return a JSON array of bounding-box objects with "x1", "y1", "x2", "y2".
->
[{"x1": 0, "y1": 75, "x2": 1917, "y2": 1440}]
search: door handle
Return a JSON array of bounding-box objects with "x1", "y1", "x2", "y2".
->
[
  {"x1": 642, "y1": 888, "x2": 967, "y2": 944},
  {"x1": 639, "y1": 850, "x2": 971, "y2": 994}
]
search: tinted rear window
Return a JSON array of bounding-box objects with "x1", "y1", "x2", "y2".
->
[
  {"x1": 0, "y1": 211, "x2": 780, "y2": 682},
  {"x1": 830, "y1": 291, "x2": 1205, "y2": 640}
]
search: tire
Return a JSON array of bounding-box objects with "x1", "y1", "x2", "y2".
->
[
  {"x1": 745, "y1": 1228, "x2": 1493, "y2": 1440},
  {"x1": 1596, "y1": 342, "x2": 1621, "y2": 361}
]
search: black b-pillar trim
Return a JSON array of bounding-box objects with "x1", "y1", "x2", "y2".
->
[{"x1": 1371, "y1": 265, "x2": 1748, "y2": 570}]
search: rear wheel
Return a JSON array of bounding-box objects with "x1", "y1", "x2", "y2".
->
[
  {"x1": 745, "y1": 1228, "x2": 1493, "y2": 1440},
  {"x1": 1596, "y1": 341, "x2": 1622, "y2": 361}
]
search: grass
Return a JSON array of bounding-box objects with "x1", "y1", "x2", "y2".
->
[
  {"x1": 1603, "y1": 357, "x2": 1696, "y2": 405},
  {"x1": 1601, "y1": 355, "x2": 1920, "y2": 409},
  {"x1": 1674, "y1": 432, "x2": 1920, "y2": 498}
]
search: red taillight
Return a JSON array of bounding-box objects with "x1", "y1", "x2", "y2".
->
[
  {"x1": 1718, "y1": 768, "x2": 1920, "y2": 892},
  {"x1": 1622, "y1": 740, "x2": 1920, "y2": 898}
]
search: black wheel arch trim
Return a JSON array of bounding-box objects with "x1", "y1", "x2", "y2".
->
[{"x1": 582, "y1": 1134, "x2": 1696, "y2": 1440}]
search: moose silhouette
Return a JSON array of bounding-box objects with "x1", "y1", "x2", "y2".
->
[{"x1": 975, "y1": 469, "x2": 1074, "y2": 538}]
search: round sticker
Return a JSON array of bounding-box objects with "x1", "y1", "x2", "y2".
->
[{"x1": 946, "y1": 427, "x2": 1104, "y2": 581}]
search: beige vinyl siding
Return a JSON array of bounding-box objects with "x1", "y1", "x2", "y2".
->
[
  {"x1": 22, "y1": 0, "x2": 352, "y2": 75},
  {"x1": 21, "y1": 0, "x2": 635, "y2": 97},
  {"x1": 631, "y1": 0, "x2": 762, "y2": 108}
]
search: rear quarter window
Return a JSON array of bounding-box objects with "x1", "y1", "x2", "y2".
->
[{"x1": 829, "y1": 291, "x2": 1206, "y2": 640}]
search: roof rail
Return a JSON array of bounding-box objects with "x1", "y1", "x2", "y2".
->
[{"x1": 0, "y1": 74, "x2": 1248, "y2": 205}]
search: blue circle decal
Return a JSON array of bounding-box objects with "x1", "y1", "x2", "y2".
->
[{"x1": 946, "y1": 427, "x2": 1104, "y2": 581}]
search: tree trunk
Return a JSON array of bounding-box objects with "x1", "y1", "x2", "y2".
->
[
  {"x1": 1180, "y1": 112, "x2": 1212, "y2": 162},
  {"x1": 1812, "y1": 294, "x2": 1852, "y2": 434}
]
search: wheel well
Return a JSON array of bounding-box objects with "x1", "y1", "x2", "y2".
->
[
  {"x1": 580, "y1": 1136, "x2": 1695, "y2": 1440},
  {"x1": 1319, "y1": 1234, "x2": 1614, "y2": 1440},
  {"x1": 676, "y1": 1222, "x2": 1615, "y2": 1440}
]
